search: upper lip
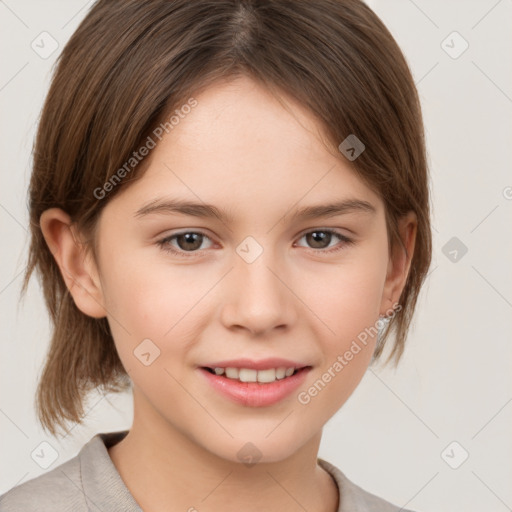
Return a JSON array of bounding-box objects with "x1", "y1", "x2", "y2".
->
[{"x1": 200, "y1": 358, "x2": 311, "y2": 371}]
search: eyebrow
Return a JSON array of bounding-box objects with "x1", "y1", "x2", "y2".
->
[{"x1": 134, "y1": 197, "x2": 377, "y2": 223}]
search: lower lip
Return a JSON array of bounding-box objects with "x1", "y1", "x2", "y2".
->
[{"x1": 198, "y1": 367, "x2": 311, "y2": 407}]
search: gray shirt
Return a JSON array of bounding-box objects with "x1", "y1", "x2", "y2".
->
[{"x1": 0, "y1": 430, "x2": 415, "y2": 511}]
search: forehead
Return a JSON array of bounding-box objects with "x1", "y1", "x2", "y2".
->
[
  {"x1": 105, "y1": 75, "x2": 383, "y2": 219},
  {"x1": 171, "y1": 75, "x2": 325, "y2": 153}
]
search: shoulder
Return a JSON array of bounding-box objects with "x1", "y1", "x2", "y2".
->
[
  {"x1": 318, "y1": 458, "x2": 418, "y2": 512},
  {"x1": 0, "y1": 453, "x2": 86, "y2": 512},
  {"x1": 0, "y1": 430, "x2": 136, "y2": 512}
]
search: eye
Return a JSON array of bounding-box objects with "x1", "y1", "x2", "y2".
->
[
  {"x1": 157, "y1": 231, "x2": 213, "y2": 257},
  {"x1": 295, "y1": 228, "x2": 354, "y2": 255},
  {"x1": 157, "y1": 228, "x2": 354, "y2": 258}
]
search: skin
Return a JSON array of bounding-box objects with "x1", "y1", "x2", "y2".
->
[{"x1": 40, "y1": 75, "x2": 416, "y2": 512}]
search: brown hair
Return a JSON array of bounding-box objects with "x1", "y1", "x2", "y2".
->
[{"x1": 22, "y1": 0, "x2": 432, "y2": 436}]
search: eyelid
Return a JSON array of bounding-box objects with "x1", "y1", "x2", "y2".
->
[
  {"x1": 294, "y1": 228, "x2": 354, "y2": 252},
  {"x1": 296, "y1": 225, "x2": 352, "y2": 239},
  {"x1": 157, "y1": 227, "x2": 355, "y2": 258},
  {"x1": 156, "y1": 229, "x2": 215, "y2": 256}
]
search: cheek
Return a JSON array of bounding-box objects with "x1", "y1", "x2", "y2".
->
[
  {"x1": 296, "y1": 251, "x2": 387, "y2": 410},
  {"x1": 299, "y1": 285, "x2": 379, "y2": 422},
  {"x1": 302, "y1": 249, "x2": 388, "y2": 341},
  {"x1": 101, "y1": 248, "x2": 205, "y2": 333},
  {"x1": 99, "y1": 251, "x2": 218, "y2": 381},
  {"x1": 102, "y1": 268, "x2": 198, "y2": 389}
]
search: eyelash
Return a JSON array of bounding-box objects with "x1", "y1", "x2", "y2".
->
[{"x1": 156, "y1": 228, "x2": 355, "y2": 258}]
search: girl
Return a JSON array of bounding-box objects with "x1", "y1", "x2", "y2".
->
[{"x1": 0, "y1": 1, "x2": 431, "y2": 510}]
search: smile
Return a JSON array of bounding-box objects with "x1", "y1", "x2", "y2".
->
[
  {"x1": 198, "y1": 366, "x2": 312, "y2": 407},
  {"x1": 202, "y1": 366, "x2": 301, "y2": 383}
]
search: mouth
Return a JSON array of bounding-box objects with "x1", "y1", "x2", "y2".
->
[
  {"x1": 198, "y1": 365, "x2": 312, "y2": 407},
  {"x1": 200, "y1": 366, "x2": 310, "y2": 383}
]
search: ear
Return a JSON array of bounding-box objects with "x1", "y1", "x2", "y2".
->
[
  {"x1": 39, "y1": 208, "x2": 106, "y2": 318},
  {"x1": 380, "y1": 210, "x2": 417, "y2": 315}
]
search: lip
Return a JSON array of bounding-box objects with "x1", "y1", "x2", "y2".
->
[
  {"x1": 198, "y1": 366, "x2": 312, "y2": 407},
  {"x1": 200, "y1": 358, "x2": 308, "y2": 371}
]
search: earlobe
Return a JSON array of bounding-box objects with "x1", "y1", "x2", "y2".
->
[
  {"x1": 380, "y1": 211, "x2": 417, "y2": 314},
  {"x1": 39, "y1": 208, "x2": 106, "y2": 319}
]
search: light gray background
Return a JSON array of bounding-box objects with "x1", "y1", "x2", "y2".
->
[{"x1": 1, "y1": 1, "x2": 511, "y2": 511}]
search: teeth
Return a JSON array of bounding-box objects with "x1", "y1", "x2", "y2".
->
[
  {"x1": 275, "y1": 367, "x2": 286, "y2": 379},
  {"x1": 257, "y1": 369, "x2": 277, "y2": 383},
  {"x1": 239, "y1": 369, "x2": 258, "y2": 382},
  {"x1": 225, "y1": 367, "x2": 239, "y2": 379},
  {"x1": 210, "y1": 366, "x2": 298, "y2": 383}
]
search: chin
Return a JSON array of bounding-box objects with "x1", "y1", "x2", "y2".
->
[{"x1": 206, "y1": 433, "x2": 311, "y2": 467}]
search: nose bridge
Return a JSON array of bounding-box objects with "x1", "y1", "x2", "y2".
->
[
  {"x1": 222, "y1": 234, "x2": 295, "y2": 332},
  {"x1": 235, "y1": 234, "x2": 284, "y2": 297}
]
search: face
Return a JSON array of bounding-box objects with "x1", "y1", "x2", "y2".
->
[{"x1": 83, "y1": 75, "x2": 406, "y2": 463}]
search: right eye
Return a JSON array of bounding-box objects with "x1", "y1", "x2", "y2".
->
[{"x1": 156, "y1": 231, "x2": 214, "y2": 257}]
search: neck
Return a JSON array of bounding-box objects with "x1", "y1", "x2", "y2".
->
[{"x1": 107, "y1": 387, "x2": 339, "y2": 512}]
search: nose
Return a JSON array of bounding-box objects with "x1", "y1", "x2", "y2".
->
[{"x1": 219, "y1": 241, "x2": 297, "y2": 336}]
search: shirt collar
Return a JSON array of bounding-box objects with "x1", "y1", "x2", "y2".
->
[
  {"x1": 80, "y1": 430, "x2": 142, "y2": 511},
  {"x1": 79, "y1": 430, "x2": 381, "y2": 512}
]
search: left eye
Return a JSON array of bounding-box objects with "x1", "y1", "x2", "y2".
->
[
  {"x1": 157, "y1": 229, "x2": 354, "y2": 257},
  {"x1": 295, "y1": 229, "x2": 353, "y2": 252}
]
